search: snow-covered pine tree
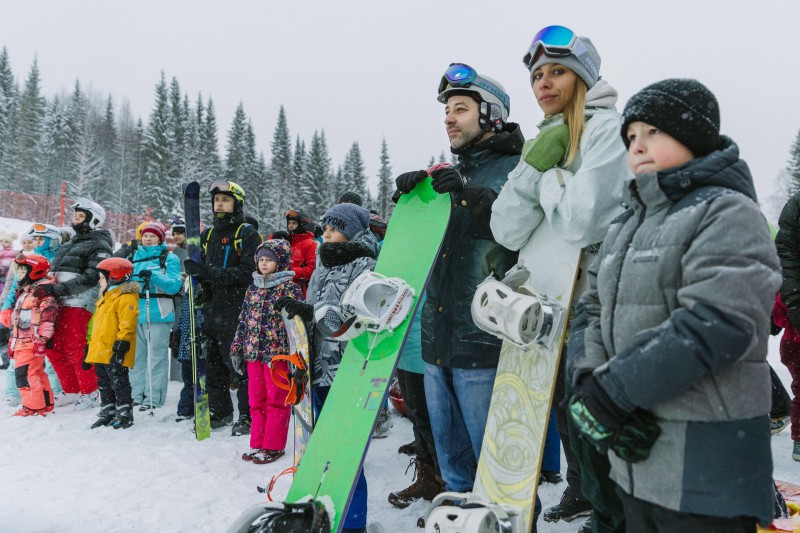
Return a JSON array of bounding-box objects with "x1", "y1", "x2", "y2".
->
[
  {"x1": 788, "y1": 128, "x2": 800, "y2": 194},
  {"x1": 200, "y1": 97, "x2": 223, "y2": 187},
  {"x1": 292, "y1": 135, "x2": 306, "y2": 212},
  {"x1": 91, "y1": 96, "x2": 119, "y2": 209},
  {"x1": 341, "y1": 141, "x2": 367, "y2": 201},
  {"x1": 142, "y1": 72, "x2": 175, "y2": 220},
  {"x1": 0, "y1": 47, "x2": 17, "y2": 188},
  {"x1": 376, "y1": 137, "x2": 392, "y2": 220},
  {"x1": 269, "y1": 106, "x2": 293, "y2": 228},
  {"x1": 300, "y1": 130, "x2": 332, "y2": 220},
  {"x1": 117, "y1": 103, "x2": 145, "y2": 214},
  {"x1": 8, "y1": 59, "x2": 46, "y2": 194}
]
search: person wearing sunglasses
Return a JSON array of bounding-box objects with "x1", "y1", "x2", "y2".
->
[
  {"x1": 490, "y1": 26, "x2": 631, "y2": 533},
  {"x1": 393, "y1": 64, "x2": 523, "y2": 514},
  {"x1": 183, "y1": 180, "x2": 262, "y2": 433}
]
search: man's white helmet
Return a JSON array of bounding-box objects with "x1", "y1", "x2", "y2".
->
[{"x1": 72, "y1": 197, "x2": 106, "y2": 230}]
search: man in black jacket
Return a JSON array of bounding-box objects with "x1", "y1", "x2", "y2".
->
[
  {"x1": 184, "y1": 181, "x2": 261, "y2": 433},
  {"x1": 39, "y1": 198, "x2": 113, "y2": 409}
]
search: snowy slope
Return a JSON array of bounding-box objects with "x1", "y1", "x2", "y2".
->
[{"x1": 0, "y1": 215, "x2": 796, "y2": 532}]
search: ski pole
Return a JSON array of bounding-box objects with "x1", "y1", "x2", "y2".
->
[{"x1": 144, "y1": 276, "x2": 155, "y2": 415}]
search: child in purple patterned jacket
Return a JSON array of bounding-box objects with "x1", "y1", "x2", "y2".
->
[{"x1": 230, "y1": 239, "x2": 302, "y2": 464}]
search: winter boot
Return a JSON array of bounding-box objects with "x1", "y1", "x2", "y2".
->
[
  {"x1": 398, "y1": 441, "x2": 416, "y2": 455},
  {"x1": 111, "y1": 404, "x2": 134, "y2": 429},
  {"x1": 251, "y1": 449, "x2": 285, "y2": 464},
  {"x1": 372, "y1": 406, "x2": 392, "y2": 439},
  {"x1": 539, "y1": 470, "x2": 564, "y2": 485},
  {"x1": 231, "y1": 414, "x2": 251, "y2": 436},
  {"x1": 91, "y1": 404, "x2": 116, "y2": 429},
  {"x1": 543, "y1": 489, "x2": 593, "y2": 522},
  {"x1": 210, "y1": 413, "x2": 233, "y2": 429},
  {"x1": 12, "y1": 406, "x2": 48, "y2": 417},
  {"x1": 771, "y1": 415, "x2": 791, "y2": 435},
  {"x1": 387, "y1": 459, "x2": 445, "y2": 509},
  {"x1": 793, "y1": 441, "x2": 800, "y2": 462}
]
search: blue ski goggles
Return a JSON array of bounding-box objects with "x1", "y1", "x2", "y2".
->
[
  {"x1": 438, "y1": 63, "x2": 510, "y2": 110},
  {"x1": 522, "y1": 25, "x2": 600, "y2": 84}
]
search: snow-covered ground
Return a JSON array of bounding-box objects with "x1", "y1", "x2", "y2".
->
[
  {"x1": 0, "y1": 215, "x2": 797, "y2": 532},
  {"x1": 0, "y1": 336, "x2": 796, "y2": 533}
]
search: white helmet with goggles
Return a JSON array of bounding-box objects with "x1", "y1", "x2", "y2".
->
[
  {"x1": 72, "y1": 197, "x2": 106, "y2": 230},
  {"x1": 438, "y1": 63, "x2": 510, "y2": 133}
]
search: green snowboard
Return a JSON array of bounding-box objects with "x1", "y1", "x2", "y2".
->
[{"x1": 284, "y1": 175, "x2": 450, "y2": 531}]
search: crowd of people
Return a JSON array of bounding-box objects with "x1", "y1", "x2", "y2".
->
[{"x1": 1, "y1": 23, "x2": 798, "y2": 533}]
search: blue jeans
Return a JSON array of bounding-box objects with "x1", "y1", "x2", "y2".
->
[
  {"x1": 313, "y1": 386, "x2": 368, "y2": 530},
  {"x1": 542, "y1": 406, "x2": 561, "y2": 472},
  {"x1": 424, "y1": 364, "x2": 496, "y2": 492}
]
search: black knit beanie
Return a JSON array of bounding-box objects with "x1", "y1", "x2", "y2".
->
[{"x1": 621, "y1": 78, "x2": 720, "y2": 157}]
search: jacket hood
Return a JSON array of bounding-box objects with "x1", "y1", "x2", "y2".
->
[
  {"x1": 255, "y1": 239, "x2": 292, "y2": 272},
  {"x1": 288, "y1": 231, "x2": 314, "y2": 244},
  {"x1": 107, "y1": 280, "x2": 140, "y2": 295},
  {"x1": 655, "y1": 136, "x2": 757, "y2": 203}
]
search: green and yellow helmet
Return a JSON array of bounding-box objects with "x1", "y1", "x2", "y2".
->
[{"x1": 208, "y1": 180, "x2": 246, "y2": 213}]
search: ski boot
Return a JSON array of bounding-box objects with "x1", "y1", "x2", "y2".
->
[
  {"x1": 388, "y1": 459, "x2": 444, "y2": 509},
  {"x1": 538, "y1": 470, "x2": 564, "y2": 485},
  {"x1": 111, "y1": 404, "x2": 134, "y2": 429},
  {"x1": 91, "y1": 404, "x2": 116, "y2": 429},
  {"x1": 398, "y1": 441, "x2": 416, "y2": 455},
  {"x1": 770, "y1": 415, "x2": 791, "y2": 435},
  {"x1": 12, "y1": 406, "x2": 48, "y2": 417},
  {"x1": 210, "y1": 412, "x2": 233, "y2": 429},
  {"x1": 231, "y1": 414, "x2": 251, "y2": 436}
]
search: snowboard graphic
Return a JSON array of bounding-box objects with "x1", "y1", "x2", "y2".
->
[
  {"x1": 184, "y1": 181, "x2": 211, "y2": 441},
  {"x1": 280, "y1": 309, "x2": 314, "y2": 466},
  {"x1": 470, "y1": 221, "x2": 581, "y2": 531},
  {"x1": 282, "y1": 174, "x2": 450, "y2": 532}
]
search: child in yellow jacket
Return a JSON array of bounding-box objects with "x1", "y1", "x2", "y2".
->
[{"x1": 84, "y1": 258, "x2": 138, "y2": 429}]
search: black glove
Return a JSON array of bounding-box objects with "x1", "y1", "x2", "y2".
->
[
  {"x1": 138, "y1": 270, "x2": 152, "y2": 283},
  {"x1": 788, "y1": 307, "x2": 800, "y2": 332},
  {"x1": 112, "y1": 340, "x2": 130, "y2": 365},
  {"x1": 34, "y1": 284, "x2": 61, "y2": 299},
  {"x1": 82, "y1": 344, "x2": 92, "y2": 371},
  {"x1": 276, "y1": 296, "x2": 314, "y2": 322},
  {"x1": 395, "y1": 170, "x2": 428, "y2": 194},
  {"x1": 271, "y1": 231, "x2": 290, "y2": 242},
  {"x1": 169, "y1": 329, "x2": 181, "y2": 358},
  {"x1": 609, "y1": 409, "x2": 662, "y2": 463},
  {"x1": 568, "y1": 375, "x2": 629, "y2": 454},
  {"x1": 431, "y1": 166, "x2": 467, "y2": 194},
  {"x1": 184, "y1": 259, "x2": 208, "y2": 278}
]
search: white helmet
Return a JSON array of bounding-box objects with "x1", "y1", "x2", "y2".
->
[
  {"x1": 437, "y1": 63, "x2": 510, "y2": 130},
  {"x1": 315, "y1": 272, "x2": 415, "y2": 341},
  {"x1": 72, "y1": 197, "x2": 106, "y2": 229}
]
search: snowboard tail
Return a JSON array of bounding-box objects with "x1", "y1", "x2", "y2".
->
[{"x1": 284, "y1": 178, "x2": 451, "y2": 532}]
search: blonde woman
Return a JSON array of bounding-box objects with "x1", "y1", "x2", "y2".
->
[{"x1": 490, "y1": 25, "x2": 630, "y2": 533}]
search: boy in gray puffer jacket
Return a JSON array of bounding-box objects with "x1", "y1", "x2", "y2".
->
[{"x1": 567, "y1": 79, "x2": 781, "y2": 531}]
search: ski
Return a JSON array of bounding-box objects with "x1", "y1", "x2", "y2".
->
[{"x1": 184, "y1": 181, "x2": 211, "y2": 441}]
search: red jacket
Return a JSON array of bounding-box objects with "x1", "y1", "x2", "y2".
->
[{"x1": 288, "y1": 231, "x2": 317, "y2": 297}]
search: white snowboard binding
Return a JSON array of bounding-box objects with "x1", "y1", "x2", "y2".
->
[
  {"x1": 424, "y1": 492, "x2": 520, "y2": 533},
  {"x1": 470, "y1": 265, "x2": 565, "y2": 350},
  {"x1": 315, "y1": 271, "x2": 414, "y2": 341}
]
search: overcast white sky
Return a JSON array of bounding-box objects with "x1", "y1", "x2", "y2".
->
[{"x1": 1, "y1": 1, "x2": 799, "y2": 205}]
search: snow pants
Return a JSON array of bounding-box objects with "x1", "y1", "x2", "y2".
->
[
  {"x1": 248, "y1": 360, "x2": 291, "y2": 450},
  {"x1": 13, "y1": 345, "x2": 53, "y2": 410},
  {"x1": 313, "y1": 385, "x2": 367, "y2": 530},
  {"x1": 780, "y1": 336, "x2": 800, "y2": 441},
  {"x1": 95, "y1": 358, "x2": 132, "y2": 407},
  {"x1": 48, "y1": 306, "x2": 97, "y2": 394},
  {"x1": 131, "y1": 322, "x2": 171, "y2": 408},
  {"x1": 5, "y1": 358, "x2": 61, "y2": 400},
  {"x1": 202, "y1": 326, "x2": 248, "y2": 421}
]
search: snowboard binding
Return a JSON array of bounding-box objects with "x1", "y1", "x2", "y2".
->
[
  {"x1": 423, "y1": 492, "x2": 519, "y2": 533},
  {"x1": 471, "y1": 265, "x2": 565, "y2": 350},
  {"x1": 315, "y1": 271, "x2": 414, "y2": 341},
  {"x1": 270, "y1": 351, "x2": 309, "y2": 406},
  {"x1": 226, "y1": 499, "x2": 330, "y2": 533}
]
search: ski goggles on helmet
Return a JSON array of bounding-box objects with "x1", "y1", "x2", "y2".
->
[
  {"x1": 29, "y1": 223, "x2": 49, "y2": 234},
  {"x1": 208, "y1": 180, "x2": 245, "y2": 202},
  {"x1": 438, "y1": 63, "x2": 510, "y2": 110}
]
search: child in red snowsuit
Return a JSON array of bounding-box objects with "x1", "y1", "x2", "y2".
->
[{"x1": 9, "y1": 254, "x2": 58, "y2": 416}]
